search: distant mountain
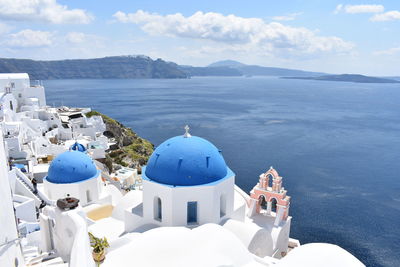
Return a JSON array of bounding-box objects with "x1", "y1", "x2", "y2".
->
[
  {"x1": 385, "y1": 76, "x2": 400, "y2": 81},
  {"x1": 0, "y1": 56, "x2": 396, "y2": 81},
  {"x1": 0, "y1": 56, "x2": 188, "y2": 79},
  {"x1": 199, "y1": 60, "x2": 325, "y2": 77},
  {"x1": 208, "y1": 60, "x2": 246, "y2": 67},
  {"x1": 282, "y1": 74, "x2": 400, "y2": 83},
  {"x1": 179, "y1": 66, "x2": 242, "y2": 77}
]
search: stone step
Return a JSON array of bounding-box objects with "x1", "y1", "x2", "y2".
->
[{"x1": 37, "y1": 257, "x2": 68, "y2": 267}]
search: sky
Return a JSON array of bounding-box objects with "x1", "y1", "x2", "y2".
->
[{"x1": 0, "y1": 0, "x2": 399, "y2": 75}]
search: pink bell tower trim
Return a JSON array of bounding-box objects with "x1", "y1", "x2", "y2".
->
[{"x1": 249, "y1": 167, "x2": 291, "y2": 226}]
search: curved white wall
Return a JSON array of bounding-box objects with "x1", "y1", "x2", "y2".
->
[
  {"x1": 44, "y1": 175, "x2": 101, "y2": 206},
  {"x1": 141, "y1": 175, "x2": 235, "y2": 227},
  {"x1": 223, "y1": 219, "x2": 274, "y2": 257}
]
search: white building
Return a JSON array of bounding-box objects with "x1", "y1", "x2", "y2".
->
[
  {"x1": 125, "y1": 133, "x2": 238, "y2": 228},
  {"x1": 43, "y1": 150, "x2": 108, "y2": 206},
  {"x1": 0, "y1": 133, "x2": 25, "y2": 267}
]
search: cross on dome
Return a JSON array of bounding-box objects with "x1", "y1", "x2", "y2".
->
[{"x1": 184, "y1": 125, "x2": 192, "y2": 138}]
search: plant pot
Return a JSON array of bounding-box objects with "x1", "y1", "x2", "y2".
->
[{"x1": 92, "y1": 250, "x2": 105, "y2": 263}]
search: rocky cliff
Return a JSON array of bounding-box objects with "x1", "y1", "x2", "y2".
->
[
  {"x1": 0, "y1": 56, "x2": 188, "y2": 79},
  {"x1": 85, "y1": 110, "x2": 154, "y2": 173}
]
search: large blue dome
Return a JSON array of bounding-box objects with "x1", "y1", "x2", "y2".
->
[
  {"x1": 144, "y1": 135, "x2": 230, "y2": 186},
  {"x1": 45, "y1": 151, "x2": 99, "y2": 184}
]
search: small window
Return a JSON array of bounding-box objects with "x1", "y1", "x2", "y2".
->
[
  {"x1": 154, "y1": 197, "x2": 162, "y2": 221},
  {"x1": 220, "y1": 195, "x2": 226, "y2": 218},
  {"x1": 11, "y1": 82, "x2": 15, "y2": 88},
  {"x1": 18, "y1": 93, "x2": 22, "y2": 98},
  {"x1": 86, "y1": 190, "x2": 91, "y2": 203},
  {"x1": 9, "y1": 101, "x2": 13, "y2": 110},
  {"x1": 187, "y1": 201, "x2": 198, "y2": 224}
]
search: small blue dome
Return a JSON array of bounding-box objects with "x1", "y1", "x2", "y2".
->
[
  {"x1": 45, "y1": 151, "x2": 99, "y2": 184},
  {"x1": 70, "y1": 142, "x2": 86, "y2": 152},
  {"x1": 144, "y1": 136, "x2": 229, "y2": 186}
]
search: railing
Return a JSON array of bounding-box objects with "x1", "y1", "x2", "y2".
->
[
  {"x1": 14, "y1": 169, "x2": 41, "y2": 206},
  {"x1": 14, "y1": 168, "x2": 55, "y2": 206},
  {"x1": 0, "y1": 237, "x2": 21, "y2": 248},
  {"x1": 30, "y1": 80, "x2": 43, "y2": 87}
]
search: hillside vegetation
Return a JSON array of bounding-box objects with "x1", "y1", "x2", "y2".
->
[{"x1": 85, "y1": 110, "x2": 154, "y2": 172}]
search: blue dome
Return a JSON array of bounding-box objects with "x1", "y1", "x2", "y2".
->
[
  {"x1": 45, "y1": 151, "x2": 99, "y2": 184},
  {"x1": 70, "y1": 142, "x2": 86, "y2": 152},
  {"x1": 144, "y1": 135, "x2": 229, "y2": 186}
]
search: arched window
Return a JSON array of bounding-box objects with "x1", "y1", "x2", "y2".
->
[
  {"x1": 220, "y1": 194, "x2": 226, "y2": 217},
  {"x1": 271, "y1": 198, "x2": 278, "y2": 213},
  {"x1": 259, "y1": 195, "x2": 267, "y2": 210},
  {"x1": 154, "y1": 197, "x2": 162, "y2": 221},
  {"x1": 267, "y1": 174, "x2": 273, "y2": 188}
]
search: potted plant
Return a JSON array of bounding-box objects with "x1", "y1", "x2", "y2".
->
[{"x1": 89, "y1": 232, "x2": 110, "y2": 264}]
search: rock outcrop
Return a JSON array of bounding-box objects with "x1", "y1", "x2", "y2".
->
[{"x1": 85, "y1": 111, "x2": 154, "y2": 173}]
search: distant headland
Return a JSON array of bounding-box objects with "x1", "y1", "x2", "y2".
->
[
  {"x1": 0, "y1": 56, "x2": 398, "y2": 82},
  {"x1": 282, "y1": 74, "x2": 400, "y2": 84}
]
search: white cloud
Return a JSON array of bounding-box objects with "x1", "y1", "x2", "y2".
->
[
  {"x1": 0, "y1": 22, "x2": 12, "y2": 35},
  {"x1": 65, "y1": 32, "x2": 87, "y2": 43},
  {"x1": 370, "y1": 10, "x2": 400, "y2": 21},
  {"x1": 0, "y1": 0, "x2": 93, "y2": 24},
  {"x1": 373, "y1": 46, "x2": 400, "y2": 55},
  {"x1": 113, "y1": 10, "x2": 354, "y2": 57},
  {"x1": 334, "y1": 4, "x2": 343, "y2": 14},
  {"x1": 334, "y1": 4, "x2": 384, "y2": 14},
  {"x1": 4, "y1": 29, "x2": 53, "y2": 47},
  {"x1": 271, "y1": 12, "x2": 302, "y2": 21}
]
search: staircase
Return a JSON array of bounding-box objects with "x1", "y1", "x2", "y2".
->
[
  {"x1": 94, "y1": 160, "x2": 122, "y2": 189},
  {"x1": 23, "y1": 245, "x2": 40, "y2": 263},
  {"x1": 14, "y1": 168, "x2": 54, "y2": 207},
  {"x1": 24, "y1": 248, "x2": 68, "y2": 267}
]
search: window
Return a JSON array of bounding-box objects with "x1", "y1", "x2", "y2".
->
[
  {"x1": 271, "y1": 198, "x2": 278, "y2": 213},
  {"x1": 86, "y1": 190, "x2": 91, "y2": 203},
  {"x1": 18, "y1": 93, "x2": 22, "y2": 98},
  {"x1": 154, "y1": 197, "x2": 162, "y2": 221},
  {"x1": 259, "y1": 195, "x2": 267, "y2": 210},
  {"x1": 267, "y1": 174, "x2": 273, "y2": 188},
  {"x1": 187, "y1": 201, "x2": 198, "y2": 224},
  {"x1": 220, "y1": 195, "x2": 226, "y2": 217},
  {"x1": 9, "y1": 101, "x2": 13, "y2": 110},
  {"x1": 11, "y1": 82, "x2": 15, "y2": 88}
]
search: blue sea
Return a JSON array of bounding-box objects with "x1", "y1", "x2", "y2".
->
[{"x1": 44, "y1": 77, "x2": 400, "y2": 267}]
